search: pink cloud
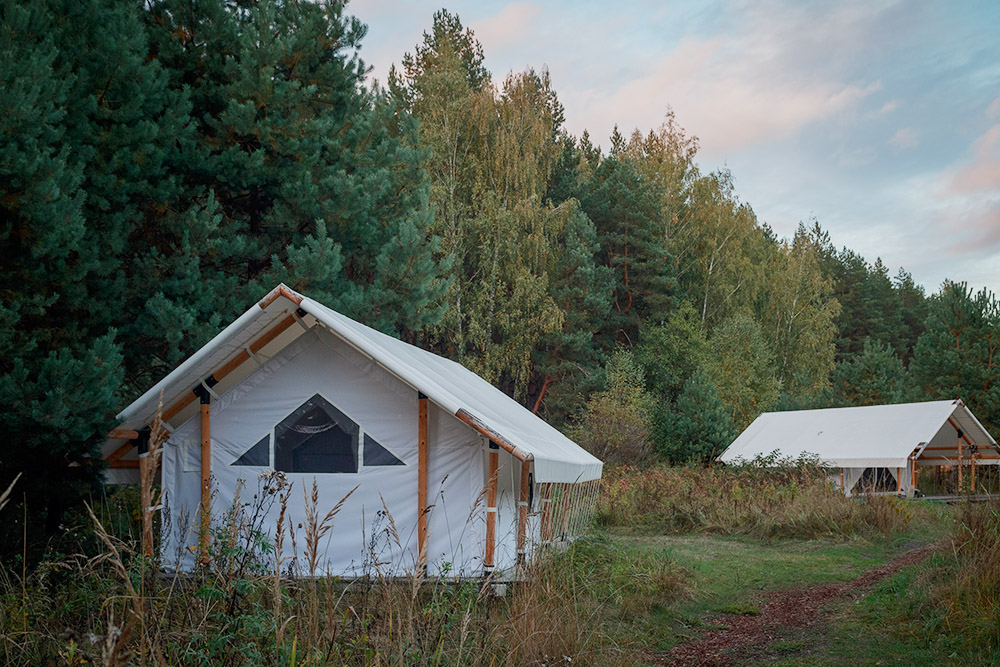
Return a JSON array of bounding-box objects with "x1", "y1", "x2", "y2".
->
[
  {"x1": 947, "y1": 125, "x2": 1000, "y2": 195},
  {"x1": 988, "y1": 95, "x2": 1000, "y2": 120},
  {"x1": 469, "y1": 3, "x2": 541, "y2": 54}
]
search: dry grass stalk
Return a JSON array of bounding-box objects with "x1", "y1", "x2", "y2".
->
[{"x1": 0, "y1": 472, "x2": 22, "y2": 514}]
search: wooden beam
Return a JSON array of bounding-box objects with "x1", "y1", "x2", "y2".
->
[
  {"x1": 108, "y1": 459, "x2": 139, "y2": 469},
  {"x1": 947, "y1": 417, "x2": 976, "y2": 449},
  {"x1": 517, "y1": 459, "x2": 530, "y2": 567},
  {"x1": 917, "y1": 455, "x2": 999, "y2": 461},
  {"x1": 161, "y1": 313, "x2": 297, "y2": 424},
  {"x1": 896, "y1": 467, "x2": 901, "y2": 493},
  {"x1": 257, "y1": 284, "x2": 303, "y2": 310},
  {"x1": 199, "y1": 397, "x2": 211, "y2": 564},
  {"x1": 107, "y1": 429, "x2": 139, "y2": 441},
  {"x1": 418, "y1": 394, "x2": 428, "y2": 572},
  {"x1": 456, "y1": 409, "x2": 534, "y2": 463},
  {"x1": 484, "y1": 445, "x2": 498, "y2": 572},
  {"x1": 105, "y1": 440, "x2": 135, "y2": 463}
]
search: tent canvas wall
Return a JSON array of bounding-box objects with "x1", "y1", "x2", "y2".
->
[
  {"x1": 103, "y1": 285, "x2": 603, "y2": 577},
  {"x1": 718, "y1": 400, "x2": 998, "y2": 497}
]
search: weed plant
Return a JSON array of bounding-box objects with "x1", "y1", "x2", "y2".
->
[{"x1": 596, "y1": 457, "x2": 919, "y2": 538}]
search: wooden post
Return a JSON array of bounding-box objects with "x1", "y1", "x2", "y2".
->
[
  {"x1": 840, "y1": 468, "x2": 845, "y2": 495},
  {"x1": 517, "y1": 459, "x2": 530, "y2": 568},
  {"x1": 418, "y1": 393, "x2": 428, "y2": 572},
  {"x1": 910, "y1": 456, "x2": 918, "y2": 496},
  {"x1": 136, "y1": 428, "x2": 153, "y2": 559},
  {"x1": 541, "y1": 482, "x2": 553, "y2": 544},
  {"x1": 971, "y1": 449, "x2": 977, "y2": 492},
  {"x1": 896, "y1": 467, "x2": 901, "y2": 494},
  {"x1": 957, "y1": 430, "x2": 964, "y2": 493},
  {"x1": 198, "y1": 392, "x2": 211, "y2": 564},
  {"x1": 484, "y1": 443, "x2": 499, "y2": 573}
]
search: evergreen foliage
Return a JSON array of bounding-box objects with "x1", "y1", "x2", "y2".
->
[
  {"x1": 832, "y1": 339, "x2": 907, "y2": 406},
  {"x1": 653, "y1": 369, "x2": 736, "y2": 464}
]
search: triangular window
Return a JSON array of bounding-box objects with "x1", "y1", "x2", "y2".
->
[
  {"x1": 363, "y1": 434, "x2": 405, "y2": 466},
  {"x1": 232, "y1": 435, "x2": 270, "y2": 467},
  {"x1": 274, "y1": 394, "x2": 359, "y2": 473}
]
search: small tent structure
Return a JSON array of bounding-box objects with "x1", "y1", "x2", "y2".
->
[
  {"x1": 718, "y1": 400, "x2": 997, "y2": 497},
  {"x1": 103, "y1": 285, "x2": 602, "y2": 577}
]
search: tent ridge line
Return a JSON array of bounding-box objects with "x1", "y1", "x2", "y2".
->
[{"x1": 455, "y1": 408, "x2": 533, "y2": 463}]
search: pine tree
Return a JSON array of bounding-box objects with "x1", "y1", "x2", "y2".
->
[
  {"x1": 910, "y1": 281, "x2": 1000, "y2": 430},
  {"x1": 0, "y1": 0, "x2": 129, "y2": 534},
  {"x1": 653, "y1": 369, "x2": 735, "y2": 464},
  {"x1": 580, "y1": 152, "x2": 673, "y2": 343},
  {"x1": 142, "y1": 0, "x2": 448, "y2": 348},
  {"x1": 832, "y1": 339, "x2": 906, "y2": 406}
]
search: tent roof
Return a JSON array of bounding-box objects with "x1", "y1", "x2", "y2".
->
[
  {"x1": 115, "y1": 284, "x2": 602, "y2": 483},
  {"x1": 718, "y1": 400, "x2": 997, "y2": 469}
]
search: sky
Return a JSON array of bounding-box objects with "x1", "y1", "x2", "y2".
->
[{"x1": 350, "y1": 0, "x2": 1000, "y2": 296}]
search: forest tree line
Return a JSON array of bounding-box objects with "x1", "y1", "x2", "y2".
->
[{"x1": 2, "y1": 0, "x2": 999, "y2": 529}]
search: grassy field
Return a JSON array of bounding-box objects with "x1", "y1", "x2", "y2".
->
[{"x1": 2, "y1": 463, "x2": 998, "y2": 665}]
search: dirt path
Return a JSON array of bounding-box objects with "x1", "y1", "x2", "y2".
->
[{"x1": 656, "y1": 541, "x2": 938, "y2": 666}]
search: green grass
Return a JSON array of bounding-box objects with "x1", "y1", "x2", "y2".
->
[{"x1": 587, "y1": 509, "x2": 951, "y2": 660}]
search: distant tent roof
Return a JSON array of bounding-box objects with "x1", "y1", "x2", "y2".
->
[
  {"x1": 718, "y1": 400, "x2": 998, "y2": 469},
  {"x1": 115, "y1": 284, "x2": 602, "y2": 483}
]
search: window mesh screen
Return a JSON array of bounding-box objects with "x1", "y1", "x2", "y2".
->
[{"x1": 274, "y1": 394, "x2": 358, "y2": 473}]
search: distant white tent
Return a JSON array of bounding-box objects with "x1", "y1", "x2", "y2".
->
[
  {"x1": 718, "y1": 400, "x2": 997, "y2": 496},
  {"x1": 102, "y1": 285, "x2": 602, "y2": 577}
]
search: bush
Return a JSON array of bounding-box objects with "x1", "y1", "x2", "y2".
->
[{"x1": 596, "y1": 460, "x2": 917, "y2": 539}]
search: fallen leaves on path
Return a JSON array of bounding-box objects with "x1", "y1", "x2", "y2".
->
[{"x1": 657, "y1": 542, "x2": 938, "y2": 666}]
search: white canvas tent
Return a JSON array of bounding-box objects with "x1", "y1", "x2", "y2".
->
[
  {"x1": 718, "y1": 400, "x2": 997, "y2": 496},
  {"x1": 103, "y1": 285, "x2": 602, "y2": 577}
]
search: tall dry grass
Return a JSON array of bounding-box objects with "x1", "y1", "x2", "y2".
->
[
  {"x1": 597, "y1": 460, "x2": 917, "y2": 538},
  {"x1": 930, "y1": 498, "x2": 1000, "y2": 651},
  {"x1": 0, "y1": 468, "x2": 653, "y2": 666}
]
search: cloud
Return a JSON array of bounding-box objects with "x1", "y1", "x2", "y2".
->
[
  {"x1": 873, "y1": 100, "x2": 899, "y2": 116},
  {"x1": 988, "y1": 95, "x2": 1000, "y2": 120},
  {"x1": 889, "y1": 127, "x2": 919, "y2": 150},
  {"x1": 556, "y1": 1, "x2": 890, "y2": 156},
  {"x1": 469, "y1": 3, "x2": 542, "y2": 54},
  {"x1": 947, "y1": 125, "x2": 1000, "y2": 194}
]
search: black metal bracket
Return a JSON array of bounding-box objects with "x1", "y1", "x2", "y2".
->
[
  {"x1": 192, "y1": 375, "x2": 219, "y2": 404},
  {"x1": 136, "y1": 425, "x2": 152, "y2": 456}
]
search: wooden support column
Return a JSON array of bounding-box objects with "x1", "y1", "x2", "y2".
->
[
  {"x1": 840, "y1": 468, "x2": 845, "y2": 495},
  {"x1": 136, "y1": 428, "x2": 153, "y2": 559},
  {"x1": 957, "y1": 429, "x2": 964, "y2": 493},
  {"x1": 971, "y1": 449, "x2": 977, "y2": 492},
  {"x1": 417, "y1": 393, "x2": 428, "y2": 572},
  {"x1": 195, "y1": 382, "x2": 214, "y2": 564},
  {"x1": 896, "y1": 467, "x2": 901, "y2": 494},
  {"x1": 517, "y1": 459, "x2": 530, "y2": 567},
  {"x1": 910, "y1": 457, "x2": 919, "y2": 496},
  {"x1": 540, "y1": 482, "x2": 553, "y2": 544},
  {"x1": 484, "y1": 443, "x2": 499, "y2": 573}
]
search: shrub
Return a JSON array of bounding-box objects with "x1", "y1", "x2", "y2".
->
[{"x1": 596, "y1": 460, "x2": 916, "y2": 539}]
